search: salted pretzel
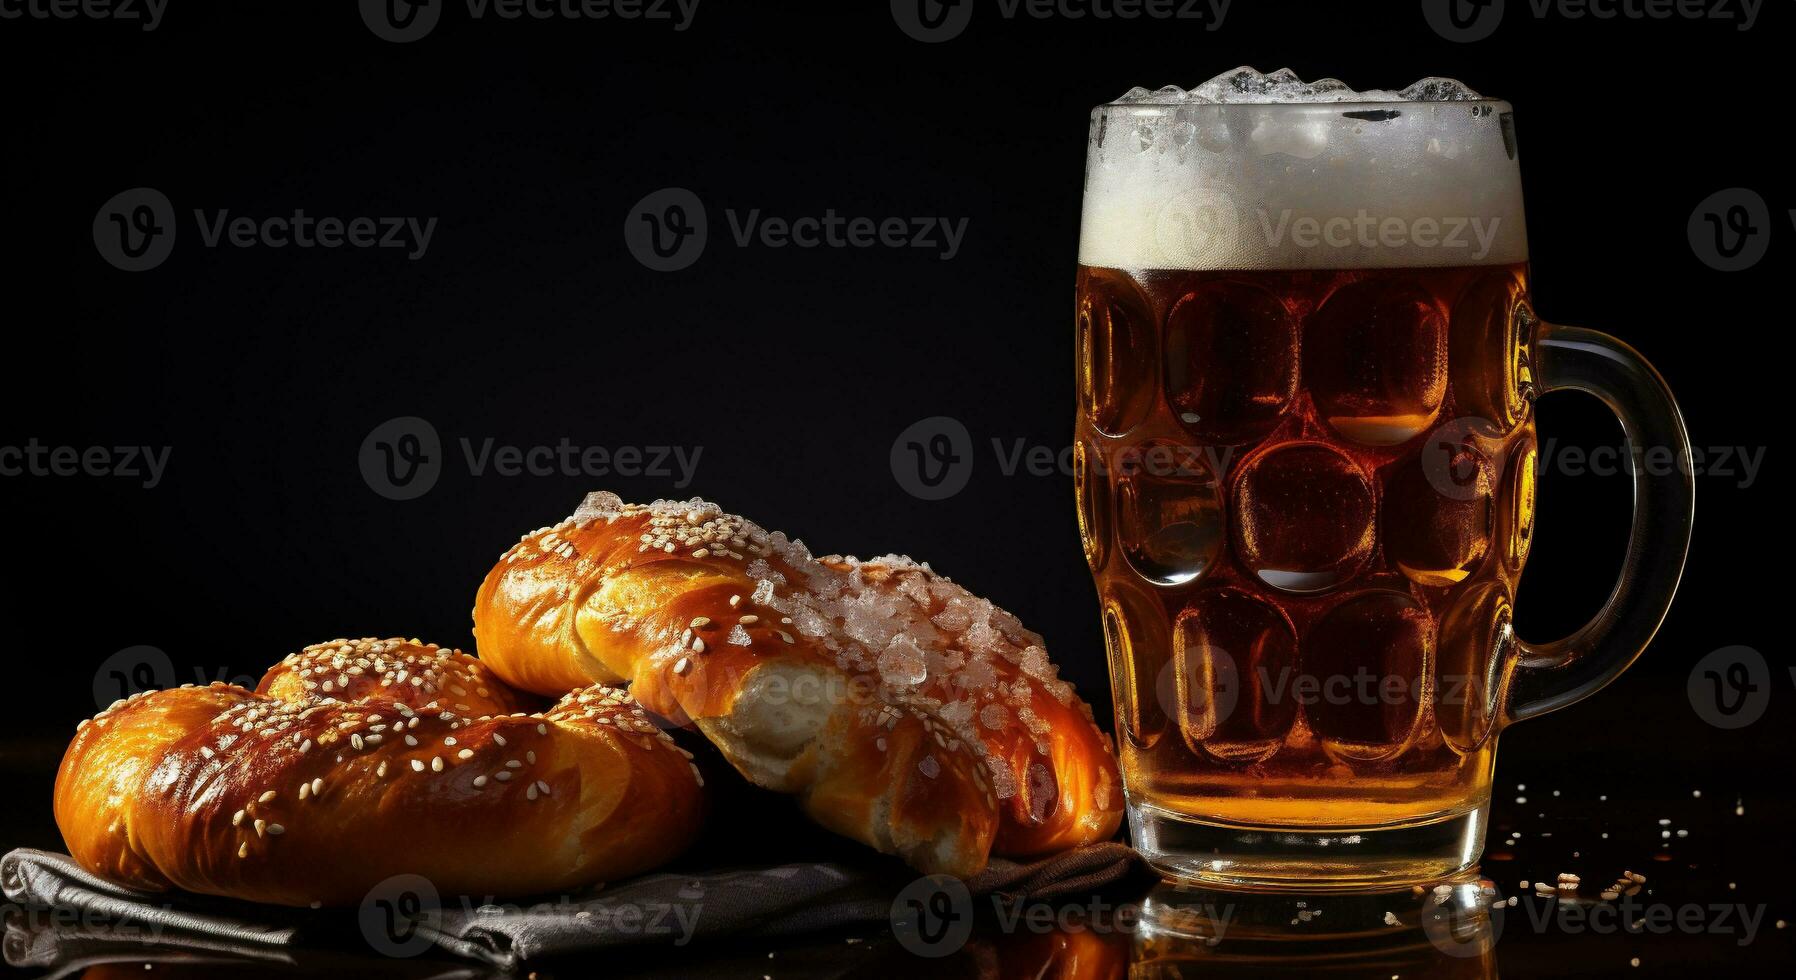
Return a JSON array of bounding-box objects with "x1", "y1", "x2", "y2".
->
[
  {"x1": 473, "y1": 493, "x2": 1123, "y2": 876},
  {"x1": 54, "y1": 638, "x2": 705, "y2": 907}
]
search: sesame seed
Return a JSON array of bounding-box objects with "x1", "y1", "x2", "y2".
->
[
  {"x1": 266, "y1": 824, "x2": 284, "y2": 836},
  {"x1": 739, "y1": 615, "x2": 759, "y2": 625},
  {"x1": 473, "y1": 775, "x2": 488, "y2": 788},
  {"x1": 258, "y1": 791, "x2": 277, "y2": 803},
  {"x1": 411, "y1": 759, "x2": 425, "y2": 772},
  {"x1": 493, "y1": 733, "x2": 507, "y2": 746},
  {"x1": 674, "y1": 657, "x2": 692, "y2": 676},
  {"x1": 494, "y1": 771, "x2": 512, "y2": 782},
  {"x1": 458, "y1": 748, "x2": 474, "y2": 760},
  {"x1": 232, "y1": 810, "x2": 245, "y2": 826}
]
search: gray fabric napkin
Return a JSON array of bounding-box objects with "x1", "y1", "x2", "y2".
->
[{"x1": 3, "y1": 844, "x2": 1142, "y2": 971}]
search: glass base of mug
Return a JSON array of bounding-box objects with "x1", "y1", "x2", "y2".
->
[{"x1": 1130, "y1": 801, "x2": 1488, "y2": 889}]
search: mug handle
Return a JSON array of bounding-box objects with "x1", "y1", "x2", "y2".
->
[{"x1": 1503, "y1": 314, "x2": 1696, "y2": 725}]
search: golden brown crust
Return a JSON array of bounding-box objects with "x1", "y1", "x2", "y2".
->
[
  {"x1": 256, "y1": 637, "x2": 532, "y2": 717},
  {"x1": 55, "y1": 642, "x2": 703, "y2": 907},
  {"x1": 472, "y1": 493, "x2": 1122, "y2": 875}
]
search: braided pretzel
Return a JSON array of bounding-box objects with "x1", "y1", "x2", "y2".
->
[
  {"x1": 54, "y1": 638, "x2": 704, "y2": 907},
  {"x1": 474, "y1": 493, "x2": 1123, "y2": 876}
]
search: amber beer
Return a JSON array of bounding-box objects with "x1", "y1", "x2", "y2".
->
[{"x1": 1077, "y1": 76, "x2": 1693, "y2": 885}]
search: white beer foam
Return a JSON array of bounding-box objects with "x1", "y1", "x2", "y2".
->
[{"x1": 1080, "y1": 68, "x2": 1528, "y2": 271}]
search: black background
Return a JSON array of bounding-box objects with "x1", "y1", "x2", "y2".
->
[{"x1": 1, "y1": 0, "x2": 1789, "y2": 975}]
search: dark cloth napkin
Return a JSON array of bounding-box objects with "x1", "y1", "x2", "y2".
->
[{"x1": 2, "y1": 844, "x2": 1142, "y2": 972}]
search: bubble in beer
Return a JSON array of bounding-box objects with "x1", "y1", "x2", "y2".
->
[
  {"x1": 1384, "y1": 446, "x2": 1494, "y2": 587},
  {"x1": 1302, "y1": 591, "x2": 1430, "y2": 761},
  {"x1": 1231, "y1": 442, "x2": 1375, "y2": 593},
  {"x1": 1174, "y1": 587, "x2": 1298, "y2": 764},
  {"x1": 1165, "y1": 280, "x2": 1300, "y2": 446},
  {"x1": 1305, "y1": 278, "x2": 1449, "y2": 447}
]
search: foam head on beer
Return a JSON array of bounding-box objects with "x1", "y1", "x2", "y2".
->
[{"x1": 1080, "y1": 67, "x2": 1528, "y2": 271}]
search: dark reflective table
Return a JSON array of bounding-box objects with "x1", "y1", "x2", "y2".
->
[{"x1": 7, "y1": 678, "x2": 1794, "y2": 978}]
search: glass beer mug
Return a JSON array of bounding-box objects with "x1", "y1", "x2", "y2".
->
[{"x1": 1074, "y1": 70, "x2": 1695, "y2": 885}]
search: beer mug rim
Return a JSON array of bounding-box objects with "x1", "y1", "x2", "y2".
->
[{"x1": 1088, "y1": 97, "x2": 1515, "y2": 117}]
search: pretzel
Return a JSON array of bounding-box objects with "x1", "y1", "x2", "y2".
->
[
  {"x1": 474, "y1": 493, "x2": 1123, "y2": 876},
  {"x1": 54, "y1": 638, "x2": 704, "y2": 907}
]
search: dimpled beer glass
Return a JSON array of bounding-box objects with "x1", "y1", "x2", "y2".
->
[{"x1": 1074, "y1": 70, "x2": 1694, "y2": 885}]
